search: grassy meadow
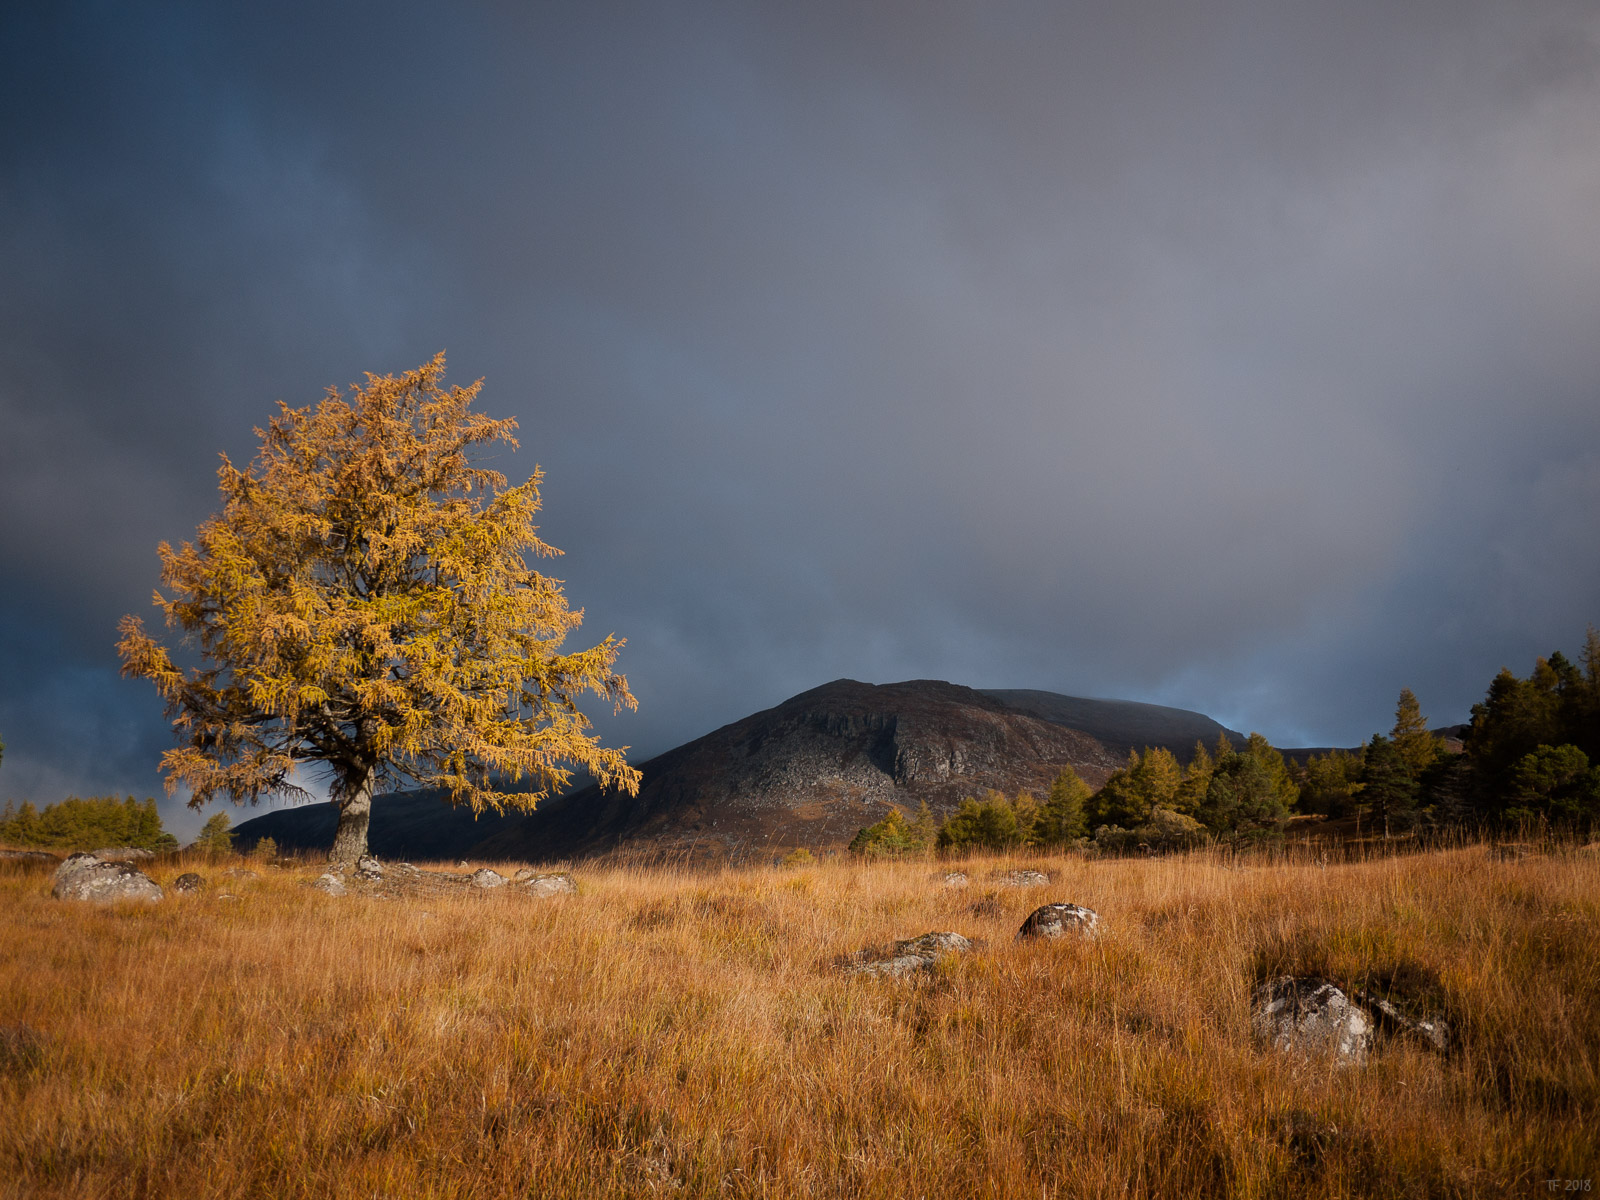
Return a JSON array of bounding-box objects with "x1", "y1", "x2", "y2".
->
[{"x1": 1, "y1": 844, "x2": 1597, "y2": 1198}]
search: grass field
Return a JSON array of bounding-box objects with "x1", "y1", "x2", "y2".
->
[{"x1": 2, "y1": 844, "x2": 1597, "y2": 1198}]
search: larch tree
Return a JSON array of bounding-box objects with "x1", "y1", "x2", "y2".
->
[
  {"x1": 117, "y1": 355, "x2": 641, "y2": 865},
  {"x1": 1391, "y1": 687, "x2": 1438, "y2": 778}
]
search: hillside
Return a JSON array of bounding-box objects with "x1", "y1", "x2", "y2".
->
[
  {"x1": 472, "y1": 678, "x2": 1122, "y2": 863},
  {"x1": 980, "y1": 689, "x2": 1245, "y2": 760}
]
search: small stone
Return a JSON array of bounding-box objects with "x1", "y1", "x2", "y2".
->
[
  {"x1": 221, "y1": 867, "x2": 258, "y2": 880},
  {"x1": 51, "y1": 853, "x2": 164, "y2": 903},
  {"x1": 519, "y1": 872, "x2": 577, "y2": 897},
  {"x1": 172, "y1": 872, "x2": 205, "y2": 893},
  {"x1": 311, "y1": 873, "x2": 347, "y2": 897},
  {"x1": 845, "y1": 931, "x2": 972, "y2": 978},
  {"x1": 1355, "y1": 991, "x2": 1452, "y2": 1054},
  {"x1": 1251, "y1": 976, "x2": 1372, "y2": 1066},
  {"x1": 216, "y1": 893, "x2": 241, "y2": 902},
  {"x1": 941, "y1": 871, "x2": 969, "y2": 889},
  {"x1": 993, "y1": 869, "x2": 1050, "y2": 888},
  {"x1": 1017, "y1": 902, "x2": 1100, "y2": 940},
  {"x1": 469, "y1": 868, "x2": 505, "y2": 888},
  {"x1": 354, "y1": 856, "x2": 384, "y2": 881}
]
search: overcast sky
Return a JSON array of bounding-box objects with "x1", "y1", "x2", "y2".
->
[{"x1": 3, "y1": 1, "x2": 1598, "y2": 837}]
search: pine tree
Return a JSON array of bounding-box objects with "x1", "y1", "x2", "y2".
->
[
  {"x1": 117, "y1": 356, "x2": 641, "y2": 865},
  {"x1": 1361, "y1": 735, "x2": 1418, "y2": 837},
  {"x1": 1391, "y1": 688, "x2": 1438, "y2": 778},
  {"x1": 1036, "y1": 767, "x2": 1091, "y2": 844}
]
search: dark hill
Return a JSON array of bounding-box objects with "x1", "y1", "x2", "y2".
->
[
  {"x1": 471, "y1": 679, "x2": 1122, "y2": 864},
  {"x1": 981, "y1": 689, "x2": 1245, "y2": 761},
  {"x1": 230, "y1": 788, "x2": 522, "y2": 860}
]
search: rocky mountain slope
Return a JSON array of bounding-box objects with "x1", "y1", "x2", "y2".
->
[
  {"x1": 980, "y1": 689, "x2": 1244, "y2": 761},
  {"x1": 472, "y1": 678, "x2": 1125, "y2": 863}
]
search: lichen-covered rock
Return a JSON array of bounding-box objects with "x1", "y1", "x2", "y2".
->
[
  {"x1": 1356, "y1": 991, "x2": 1452, "y2": 1054},
  {"x1": 1252, "y1": 976, "x2": 1372, "y2": 1066},
  {"x1": 221, "y1": 867, "x2": 259, "y2": 880},
  {"x1": 941, "y1": 871, "x2": 969, "y2": 889},
  {"x1": 354, "y1": 856, "x2": 384, "y2": 882},
  {"x1": 172, "y1": 872, "x2": 205, "y2": 893},
  {"x1": 518, "y1": 871, "x2": 576, "y2": 897},
  {"x1": 51, "y1": 853, "x2": 164, "y2": 903},
  {"x1": 994, "y1": 869, "x2": 1050, "y2": 888},
  {"x1": 310, "y1": 873, "x2": 347, "y2": 897},
  {"x1": 1017, "y1": 902, "x2": 1100, "y2": 940},
  {"x1": 469, "y1": 868, "x2": 505, "y2": 889},
  {"x1": 90, "y1": 846, "x2": 155, "y2": 861},
  {"x1": 845, "y1": 931, "x2": 972, "y2": 978}
]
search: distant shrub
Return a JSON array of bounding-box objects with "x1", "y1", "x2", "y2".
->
[
  {"x1": 849, "y1": 804, "x2": 936, "y2": 858},
  {"x1": 778, "y1": 847, "x2": 815, "y2": 867},
  {"x1": 1092, "y1": 807, "x2": 1208, "y2": 857},
  {"x1": 0, "y1": 796, "x2": 175, "y2": 852},
  {"x1": 936, "y1": 791, "x2": 1025, "y2": 852},
  {"x1": 254, "y1": 835, "x2": 279, "y2": 861}
]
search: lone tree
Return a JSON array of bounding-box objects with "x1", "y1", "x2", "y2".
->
[{"x1": 118, "y1": 355, "x2": 641, "y2": 864}]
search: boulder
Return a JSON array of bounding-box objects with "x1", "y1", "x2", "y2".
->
[
  {"x1": 845, "y1": 931, "x2": 972, "y2": 978},
  {"x1": 91, "y1": 847, "x2": 154, "y2": 861},
  {"x1": 1355, "y1": 990, "x2": 1451, "y2": 1054},
  {"x1": 469, "y1": 868, "x2": 506, "y2": 889},
  {"x1": 51, "y1": 853, "x2": 164, "y2": 903},
  {"x1": 172, "y1": 872, "x2": 205, "y2": 893},
  {"x1": 1017, "y1": 902, "x2": 1100, "y2": 940},
  {"x1": 940, "y1": 871, "x2": 969, "y2": 889},
  {"x1": 517, "y1": 871, "x2": 577, "y2": 897},
  {"x1": 354, "y1": 856, "x2": 384, "y2": 882},
  {"x1": 1251, "y1": 976, "x2": 1372, "y2": 1066},
  {"x1": 0, "y1": 850, "x2": 58, "y2": 865},
  {"x1": 310, "y1": 873, "x2": 347, "y2": 897},
  {"x1": 994, "y1": 869, "x2": 1050, "y2": 888}
]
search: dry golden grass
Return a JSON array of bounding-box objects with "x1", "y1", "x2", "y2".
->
[{"x1": 1, "y1": 845, "x2": 1597, "y2": 1198}]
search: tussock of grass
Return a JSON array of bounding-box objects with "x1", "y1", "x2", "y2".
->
[{"x1": 1, "y1": 846, "x2": 1596, "y2": 1197}]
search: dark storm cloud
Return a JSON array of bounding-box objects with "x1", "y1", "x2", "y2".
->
[{"x1": 3, "y1": 1, "x2": 1598, "y2": 834}]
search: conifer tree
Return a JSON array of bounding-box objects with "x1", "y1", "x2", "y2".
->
[
  {"x1": 1391, "y1": 688, "x2": 1438, "y2": 778},
  {"x1": 1173, "y1": 741, "x2": 1213, "y2": 816},
  {"x1": 118, "y1": 356, "x2": 641, "y2": 864}
]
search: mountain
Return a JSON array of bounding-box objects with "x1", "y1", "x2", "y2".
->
[
  {"x1": 230, "y1": 788, "x2": 522, "y2": 860},
  {"x1": 471, "y1": 678, "x2": 1124, "y2": 864},
  {"x1": 980, "y1": 690, "x2": 1245, "y2": 761}
]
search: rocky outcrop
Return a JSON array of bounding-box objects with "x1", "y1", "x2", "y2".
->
[
  {"x1": 310, "y1": 873, "x2": 347, "y2": 896},
  {"x1": 1017, "y1": 903, "x2": 1099, "y2": 940},
  {"x1": 994, "y1": 869, "x2": 1050, "y2": 888},
  {"x1": 844, "y1": 931, "x2": 972, "y2": 978},
  {"x1": 1251, "y1": 976, "x2": 1372, "y2": 1066},
  {"x1": 172, "y1": 872, "x2": 205, "y2": 893},
  {"x1": 940, "y1": 871, "x2": 969, "y2": 889},
  {"x1": 51, "y1": 853, "x2": 164, "y2": 903},
  {"x1": 515, "y1": 870, "x2": 576, "y2": 897},
  {"x1": 469, "y1": 868, "x2": 505, "y2": 888}
]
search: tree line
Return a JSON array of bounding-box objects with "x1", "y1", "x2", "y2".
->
[{"x1": 850, "y1": 623, "x2": 1600, "y2": 856}]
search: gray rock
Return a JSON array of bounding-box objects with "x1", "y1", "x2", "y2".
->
[
  {"x1": 1355, "y1": 991, "x2": 1452, "y2": 1054},
  {"x1": 1017, "y1": 902, "x2": 1100, "y2": 940},
  {"x1": 941, "y1": 871, "x2": 969, "y2": 889},
  {"x1": 845, "y1": 931, "x2": 973, "y2": 978},
  {"x1": 51, "y1": 853, "x2": 164, "y2": 903},
  {"x1": 0, "y1": 850, "x2": 58, "y2": 865},
  {"x1": 994, "y1": 869, "x2": 1050, "y2": 888},
  {"x1": 221, "y1": 867, "x2": 258, "y2": 880},
  {"x1": 354, "y1": 856, "x2": 384, "y2": 881},
  {"x1": 1252, "y1": 976, "x2": 1372, "y2": 1066},
  {"x1": 172, "y1": 872, "x2": 205, "y2": 893},
  {"x1": 519, "y1": 872, "x2": 577, "y2": 897},
  {"x1": 310, "y1": 873, "x2": 347, "y2": 897},
  {"x1": 90, "y1": 847, "x2": 154, "y2": 861},
  {"x1": 469, "y1": 868, "x2": 506, "y2": 889}
]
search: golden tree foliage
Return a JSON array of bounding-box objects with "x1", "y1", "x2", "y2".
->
[{"x1": 118, "y1": 355, "x2": 640, "y2": 860}]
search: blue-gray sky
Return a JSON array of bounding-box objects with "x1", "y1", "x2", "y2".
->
[{"x1": 3, "y1": 1, "x2": 1598, "y2": 837}]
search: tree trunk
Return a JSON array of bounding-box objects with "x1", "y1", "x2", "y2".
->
[{"x1": 329, "y1": 772, "x2": 374, "y2": 866}]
